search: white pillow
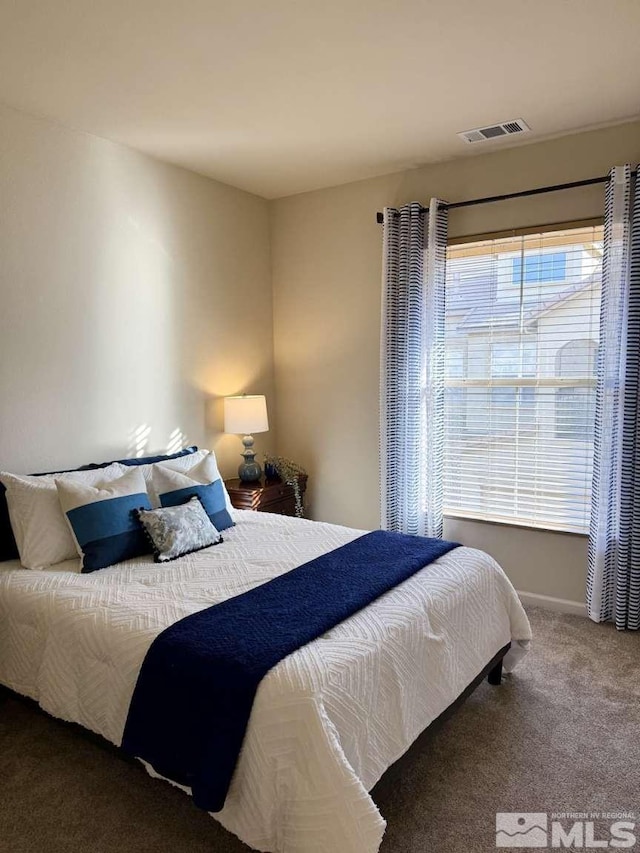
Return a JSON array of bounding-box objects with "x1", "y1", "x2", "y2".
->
[
  {"x1": 118, "y1": 449, "x2": 209, "y2": 507},
  {"x1": 153, "y1": 451, "x2": 234, "y2": 515},
  {"x1": 0, "y1": 464, "x2": 124, "y2": 569},
  {"x1": 55, "y1": 467, "x2": 151, "y2": 572}
]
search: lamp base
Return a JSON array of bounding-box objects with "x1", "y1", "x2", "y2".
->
[{"x1": 238, "y1": 435, "x2": 262, "y2": 482}]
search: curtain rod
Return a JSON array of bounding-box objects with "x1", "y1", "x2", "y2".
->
[{"x1": 374, "y1": 172, "x2": 637, "y2": 225}]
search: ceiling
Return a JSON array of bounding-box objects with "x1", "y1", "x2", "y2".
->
[{"x1": 0, "y1": 0, "x2": 639, "y2": 199}]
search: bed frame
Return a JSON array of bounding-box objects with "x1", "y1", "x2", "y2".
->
[
  {"x1": 0, "y1": 641, "x2": 510, "y2": 749},
  {"x1": 408, "y1": 641, "x2": 510, "y2": 736},
  {"x1": 487, "y1": 642, "x2": 509, "y2": 685}
]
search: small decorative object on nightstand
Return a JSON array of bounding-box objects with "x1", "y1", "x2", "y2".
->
[
  {"x1": 223, "y1": 394, "x2": 269, "y2": 483},
  {"x1": 263, "y1": 455, "x2": 307, "y2": 518},
  {"x1": 225, "y1": 475, "x2": 308, "y2": 518}
]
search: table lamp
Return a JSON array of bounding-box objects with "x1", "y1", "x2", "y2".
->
[{"x1": 223, "y1": 394, "x2": 269, "y2": 482}]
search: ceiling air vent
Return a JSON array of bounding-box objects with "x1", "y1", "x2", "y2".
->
[{"x1": 458, "y1": 118, "x2": 531, "y2": 144}]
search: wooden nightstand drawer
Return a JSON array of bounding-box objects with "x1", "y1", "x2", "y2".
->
[
  {"x1": 225, "y1": 476, "x2": 307, "y2": 518},
  {"x1": 260, "y1": 496, "x2": 296, "y2": 516},
  {"x1": 269, "y1": 484, "x2": 290, "y2": 500}
]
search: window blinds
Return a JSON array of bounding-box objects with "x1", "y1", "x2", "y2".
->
[{"x1": 443, "y1": 224, "x2": 603, "y2": 533}]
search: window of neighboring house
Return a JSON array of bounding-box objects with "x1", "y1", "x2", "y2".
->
[
  {"x1": 444, "y1": 223, "x2": 603, "y2": 534},
  {"x1": 512, "y1": 251, "x2": 567, "y2": 284}
]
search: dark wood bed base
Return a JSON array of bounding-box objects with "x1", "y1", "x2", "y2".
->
[
  {"x1": 448, "y1": 641, "x2": 510, "y2": 702},
  {"x1": 436, "y1": 641, "x2": 510, "y2": 729},
  {"x1": 427, "y1": 641, "x2": 510, "y2": 725},
  {"x1": 0, "y1": 642, "x2": 511, "y2": 779},
  {"x1": 0, "y1": 643, "x2": 510, "y2": 712},
  {"x1": 487, "y1": 645, "x2": 508, "y2": 685},
  {"x1": 367, "y1": 641, "x2": 511, "y2": 796}
]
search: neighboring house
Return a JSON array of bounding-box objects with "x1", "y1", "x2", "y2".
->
[{"x1": 444, "y1": 239, "x2": 602, "y2": 530}]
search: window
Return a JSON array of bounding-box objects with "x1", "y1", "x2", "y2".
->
[
  {"x1": 444, "y1": 224, "x2": 603, "y2": 533},
  {"x1": 512, "y1": 251, "x2": 567, "y2": 284},
  {"x1": 555, "y1": 340, "x2": 598, "y2": 440}
]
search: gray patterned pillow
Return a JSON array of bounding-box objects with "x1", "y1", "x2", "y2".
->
[{"x1": 136, "y1": 496, "x2": 223, "y2": 563}]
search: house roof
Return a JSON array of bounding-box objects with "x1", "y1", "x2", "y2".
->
[{"x1": 454, "y1": 265, "x2": 601, "y2": 332}]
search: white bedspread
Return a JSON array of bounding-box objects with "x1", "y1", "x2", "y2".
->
[{"x1": 0, "y1": 511, "x2": 531, "y2": 853}]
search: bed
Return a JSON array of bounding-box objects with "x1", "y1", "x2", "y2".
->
[{"x1": 0, "y1": 508, "x2": 531, "y2": 853}]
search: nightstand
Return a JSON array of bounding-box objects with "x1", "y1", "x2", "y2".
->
[{"x1": 225, "y1": 476, "x2": 307, "y2": 517}]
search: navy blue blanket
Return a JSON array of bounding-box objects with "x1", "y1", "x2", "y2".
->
[{"x1": 121, "y1": 529, "x2": 459, "y2": 812}]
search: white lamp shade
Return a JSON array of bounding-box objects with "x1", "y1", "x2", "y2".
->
[{"x1": 224, "y1": 395, "x2": 269, "y2": 435}]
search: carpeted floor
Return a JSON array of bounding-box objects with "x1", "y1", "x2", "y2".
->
[{"x1": 1, "y1": 606, "x2": 639, "y2": 853}]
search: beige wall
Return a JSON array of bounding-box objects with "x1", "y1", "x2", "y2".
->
[
  {"x1": 2, "y1": 102, "x2": 639, "y2": 603},
  {"x1": 271, "y1": 120, "x2": 640, "y2": 604},
  {"x1": 0, "y1": 104, "x2": 275, "y2": 479}
]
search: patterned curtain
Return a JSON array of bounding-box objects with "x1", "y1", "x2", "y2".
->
[
  {"x1": 587, "y1": 165, "x2": 640, "y2": 630},
  {"x1": 380, "y1": 200, "x2": 448, "y2": 537}
]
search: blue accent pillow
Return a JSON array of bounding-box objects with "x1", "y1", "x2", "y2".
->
[
  {"x1": 152, "y1": 455, "x2": 234, "y2": 532},
  {"x1": 55, "y1": 468, "x2": 152, "y2": 572},
  {"x1": 0, "y1": 447, "x2": 198, "y2": 562},
  {"x1": 160, "y1": 481, "x2": 233, "y2": 533}
]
